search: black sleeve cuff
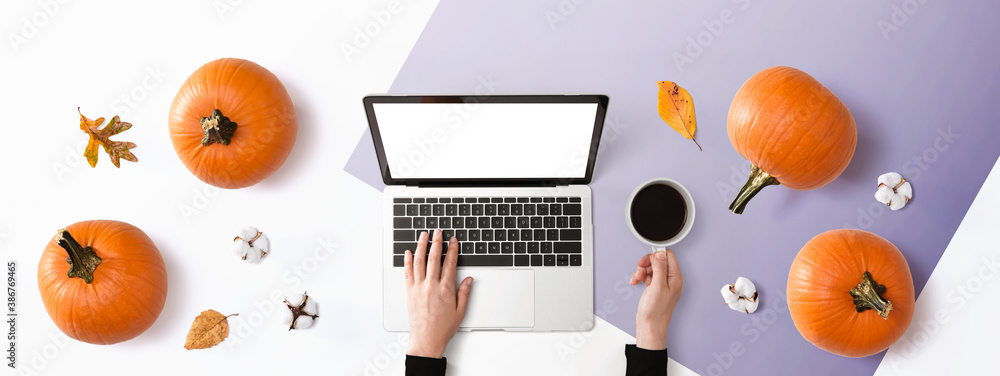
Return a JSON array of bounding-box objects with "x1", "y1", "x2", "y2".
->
[
  {"x1": 405, "y1": 354, "x2": 447, "y2": 376},
  {"x1": 624, "y1": 344, "x2": 668, "y2": 376}
]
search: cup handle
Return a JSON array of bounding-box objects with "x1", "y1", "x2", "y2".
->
[{"x1": 651, "y1": 245, "x2": 667, "y2": 253}]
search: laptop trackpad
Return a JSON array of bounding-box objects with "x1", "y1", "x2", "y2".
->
[{"x1": 457, "y1": 269, "x2": 534, "y2": 328}]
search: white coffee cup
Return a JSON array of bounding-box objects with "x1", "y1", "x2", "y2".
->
[{"x1": 625, "y1": 178, "x2": 696, "y2": 251}]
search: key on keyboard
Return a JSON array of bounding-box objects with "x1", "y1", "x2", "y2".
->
[{"x1": 391, "y1": 196, "x2": 585, "y2": 267}]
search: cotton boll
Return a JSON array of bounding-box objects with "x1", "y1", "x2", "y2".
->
[
  {"x1": 875, "y1": 185, "x2": 894, "y2": 203},
  {"x1": 295, "y1": 316, "x2": 315, "y2": 329},
  {"x1": 243, "y1": 246, "x2": 261, "y2": 262},
  {"x1": 302, "y1": 296, "x2": 317, "y2": 314},
  {"x1": 721, "y1": 285, "x2": 740, "y2": 304},
  {"x1": 278, "y1": 301, "x2": 293, "y2": 325},
  {"x1": 232, "y1": 226, "x2": 268, "y2": 263},
  {"x1": 282, "y1": 292, "x2": 319, "y2": 330},
  {"x1": 254, "y1": 234, "x2": 270, "y2": 254},
  {"x1": 232, "y1": 241, "x2": 250, "y2": 259},
  {"x1": 875, "y1": 172, "x2": 912, "y2": 211},
  {"x1": 236, "y1": 226, "x2": 258, "y2": 241},
  {"x1": 896, "y1": 181, "x2": 912, "y2": 199},
  {"x1": 734, "y1": 277, "x2": 756, "y2": 298},
  {"x1": 292, "y1": 294, "x2": 318, "y2": 329},
  {"x1": 878, "y1": 172, "x2": 902, "y2": 187},
  {"x1": 722, "y1": 277, "x2": 760, "y2": 314},
  {"x1": 727, "y1": 298, "x2": 748, "y2": 313},
  {"x1": 889, "y1": 194, "x2": 907, "y2": 211}
]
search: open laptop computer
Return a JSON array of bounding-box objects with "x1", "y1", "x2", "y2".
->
[{"x1": 365, "y1": 94, "x2": 608, "y2": 332}]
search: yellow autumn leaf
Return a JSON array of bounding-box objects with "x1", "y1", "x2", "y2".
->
[{"x1": 656, "y1": 81, "x2": 701, "y2": 151}]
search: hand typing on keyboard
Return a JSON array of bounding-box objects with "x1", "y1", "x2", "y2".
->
[
  {"x1": 629, "y1": 250, "x2": 684, "y2": 351},
  {"x1": 405, "y1": 229, "x2": 474, "y2": 359}
]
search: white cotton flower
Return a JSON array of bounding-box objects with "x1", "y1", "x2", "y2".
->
[
  {"x1": 875, "y1": 172, "x2": 912, "y2": 211},
  {"x1": 281, "y1": 292, "x2": 319, "y2": 330},
  {"x1": 878, "y1": 172, "x2": 903, "y2": 187},
  {"x1": 889, "y1": 194, "x2": 907, "y2": 210},
  {"x1": 722, "y1": 277, "x2": 759, "y2": 314},
  {"x1": 896, "y1": 181, "x2": 912, "y2": 198},
  {"x1": 231, "y1": 240, "x2": 251, "y2": 259},
  {"x1": 294, "y1": 300, "x2": 317, "y2": 329},
  {"x1": 243, "y1": 244, "x2": 261, "y2": 263},
  {"x1": 721, "y1": 285, "x2": 740, "y2": 304},
  {"x1": 236, "y1": 226, "x2": 257, "y2": 241},
  {"x1": 874, "y1": 185, "x2": 894, "y2": 203},
  {"x1": 252, "y1": 234, "x2": 269, "y2": 252},
  {"x1": 233, "y1": 226, "x2": 268, "y2": 263},
  {"x1": 734, "y1": 277, "x2": 756, "y2": 298},
  {"x1": 728, "y1": 298, "x2": 747, "y2": 313}
]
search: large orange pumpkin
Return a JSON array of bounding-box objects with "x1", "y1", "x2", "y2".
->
[
  {"x1": 37, "y1": 220, "x2": 168, "y2": 345},
  {"x1": 727, "y1": 66, "x2": 856, "y2": 214},
  {"x1": 787, "y1": 229, "x2": 914, "y2": 357},
  {"x1": 169, "y1": 58, "x2": 297, "y2": 189}
]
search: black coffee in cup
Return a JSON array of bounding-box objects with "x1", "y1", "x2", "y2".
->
[{"x1": 629, "y1": 183, "x2": 688, "y2": 242}]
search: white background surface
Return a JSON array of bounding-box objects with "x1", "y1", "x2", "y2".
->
[
  {"x1": 873, "y1": 159, "x2": 1000, "y2": 375},
  {"x1": 0, "y1": 1, "x2": 995, "y2": 375}
]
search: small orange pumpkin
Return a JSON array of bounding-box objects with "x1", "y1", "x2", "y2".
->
[
  {"x1": 787, "y1": 229, "x2": 914, "y2": 357},
  {"x1": 727, "y1": 66, "x2": 857, "y2": 214},
  {"x1": 169, "y1": 58, "x2": 297, "y2": 189},
  {"x1": 37, "y1": 220, "x2": 168, "y2": 345}
]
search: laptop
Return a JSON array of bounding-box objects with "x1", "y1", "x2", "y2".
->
[{"x1": 365, "y1": 94, "x2": 608, "y2": 332}]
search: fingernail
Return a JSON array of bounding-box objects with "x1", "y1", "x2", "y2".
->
[
  {"x1": 420, "y1": 231, "x2": 427, "y2": 239},
  {"x1": 656, "y1": 251, "x2": 666, "y2": 260}
]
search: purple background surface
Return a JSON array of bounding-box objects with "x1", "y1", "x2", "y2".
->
[{"x1": 346, "y1": 1, "x2": 1000, "y2": 374}]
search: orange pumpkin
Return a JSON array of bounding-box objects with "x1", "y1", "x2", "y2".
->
[
  {"x1": 727, "y1": 66, "x2": 856, "y2": 214},
  {"x1": 37, "y1": 220, "x2": 168, "y2": 345},
  {"x1": 787, "y1": 229, "x2": 914, "y2": 357},
  {"x1": 169, "y1": 58, "x2": 297, "y2": 189}
]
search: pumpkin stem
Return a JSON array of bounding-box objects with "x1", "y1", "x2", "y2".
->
[
  {"x1": 849, "y1": 271, "x2": 893, "y2": 320},
  {"x1": 200, "y1": 109, "x2": 237, "y2": 146},
  {"x1": 55, "y1": 228, "x2": 102, "y2": 284},
  {"x1": 728, "y1": 164, "x2": 780, "y2": 214}
]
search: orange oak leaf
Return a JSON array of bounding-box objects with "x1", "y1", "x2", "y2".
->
[{"x1": 79, "y1": 107, "x2": 138, "y2": 168}]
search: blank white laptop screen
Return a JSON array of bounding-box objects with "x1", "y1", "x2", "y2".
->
[{"x1": 373, "y1": 102, "x2": 598, "y2": 179}]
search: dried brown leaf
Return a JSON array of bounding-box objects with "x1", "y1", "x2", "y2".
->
[{"x1": 184, "y1": 309, "x2": 237, "y2": 350}]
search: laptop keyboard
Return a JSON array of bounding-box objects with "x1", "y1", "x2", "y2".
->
[{"x1": 392, "y1": 197, "x2": 584, "y2": 267}]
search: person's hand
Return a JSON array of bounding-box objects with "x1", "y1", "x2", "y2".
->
[
  {"x1": 629, "y1": 249, "x2": 683, "y2": 351},
  {"x1": 404, "y1": 229, "x2": 474, "y2": 358}
]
